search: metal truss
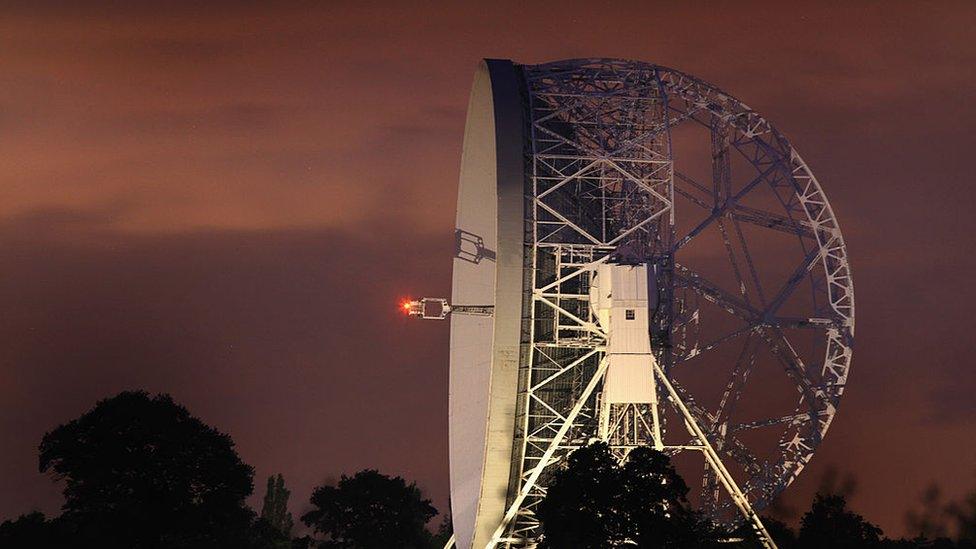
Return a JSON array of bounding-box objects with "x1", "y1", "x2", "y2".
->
[
  {"x1": 486, "y1": 59, "x2": 854, "y2": 548},
  {"x1": 404, "y1": 298, "x2": 493, "y2": 319}
]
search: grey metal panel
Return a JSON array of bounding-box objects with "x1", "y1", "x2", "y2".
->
[{"x1": 449, "y1": 58, "x2": 524, "y2": 549}]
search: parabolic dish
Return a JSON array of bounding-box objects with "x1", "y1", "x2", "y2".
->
[{"x1": 449, "y1": 60, "x2": 524, "y2": 549}]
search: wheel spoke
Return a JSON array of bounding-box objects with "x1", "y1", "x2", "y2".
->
[
  {"x1": 674, "y1": 161, "x2": 781, "y2": 251},
  {"x1": 717, "y1": 217, "x2": 753, "y2": 307},
  {"x1": 731, "y1": 204, "x2": 815, "y2": 239},
  {"x1": 714, "y1": 334, "x2": 761, "y2": 427},
  {"x1": 674, "y1": 263, "x2": 760, "y2": 323},
  {"x1": 682, "y1": 324, "x2": 755, "y2": 362},
  {"x1": 730, "y1": 410, "x2": 830, "y2": 433},
  {"x1": 763, "y1": 244, "x2": 823, "y2": 316},
  {"x1": 674, "y1": 170, "x2": 713, "y2": 205},
  {"x1": 774, "y1": 316, "x2": 839, "y2": 330},
  {"x1": 731, "y1": 215, "x2": 768, "y2": 308},
  {"x1": 674, "y1": 178, "x2": 712, "y2": 210},
  {"x1": 756, "y1": 325, "x2": 824, "y2": 406},
  {"x1": 711, "y1": 117, "x2": 732, "y2": 207}
]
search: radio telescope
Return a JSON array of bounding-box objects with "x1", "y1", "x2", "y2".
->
[{"x1": 405, "y1": 58, "x2": 854, "y2": 549}]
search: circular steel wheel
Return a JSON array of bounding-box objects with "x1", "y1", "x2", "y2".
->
[
  {"x1": 519, "y1": 59, "x2": 855, "y2": 521},
  {"x1": 654, "y1": 63, "x2": 855, "y2": 515}
]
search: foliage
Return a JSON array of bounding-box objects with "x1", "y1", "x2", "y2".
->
[
  {"x1": 733, "y1": 516, "x2": 798, "y2": 549},
  {"x1": 37, "y1": 391, "x2": 258, "y2": 547},
  {"x1": 252, "y1": 515, "x2": 298, "y2": 549},
  {"x1": 0, "y1": 512, "x2": 61, "y2": 547},
  {"x1": 761, "y1": 516, "x2": 799, "y2": 548},
  {"x1": 537, "y1": 442, "x2": 721, "y2": 548},
  {"x1": 536, "y1": 440, "x2": 623, "y2": 547},
  {"x1": 797, "y1": 494, "x2": 883, "y2": 549},
  {"x1": 430, "y1": 510, "x2": 453, "y2": 548},
  {"x1": 0, "y1": 391, "x2": 457, "y2": 548},
  {"x1": 36, "y1": 390, "x2": 258, "y2": 548},
  {"x1": 15, "y1": 390, "x2": 976, "y2": 548},
  {"x1": 621, "y1": 446, "x2": 721, "y2": 547},
  {"x1": 260, "y1": 473, "x2": 295, "y2": 546},
  {"x1": 301, "y1": 469, "x2": 438, "y2": 549},
  {"x1": 741, "y1": 488, "x2": 976, "y2": 549}
]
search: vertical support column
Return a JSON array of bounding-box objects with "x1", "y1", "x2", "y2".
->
[{"x1": 598, "y1": 392, "x2": 611, "y2": 441}]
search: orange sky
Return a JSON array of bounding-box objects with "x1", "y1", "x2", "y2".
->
[{"x1": 1, "y1": 1, "x2": 975, "y2": 537}]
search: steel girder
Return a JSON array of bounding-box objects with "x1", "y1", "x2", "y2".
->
[{"x1": 482, "y1": 59, "x2": 854, "y2": 548}]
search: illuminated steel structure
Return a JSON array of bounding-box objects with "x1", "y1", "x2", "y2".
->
[{"x1": 410, "y1": 58, "x2": 855, "y2": 549}]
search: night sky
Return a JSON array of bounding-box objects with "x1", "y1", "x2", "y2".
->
[{"x1": 1, "y1": 1, "x2": 975, "y2": 538}]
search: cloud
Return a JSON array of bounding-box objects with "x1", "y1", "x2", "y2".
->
[
  {"x1": 0, "y1": 210, "x2": 454, "y2": 521},
  {"x1": 0, "y1": 1, "x2": 974, "y2": 538}
]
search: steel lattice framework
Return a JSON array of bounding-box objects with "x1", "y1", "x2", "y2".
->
[{"x1": 486, "y1": 59, "x2": 854, "y2": 547}]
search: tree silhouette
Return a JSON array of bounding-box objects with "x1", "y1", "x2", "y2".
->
[
  {"x1": 260, "y1": 473, "x2": 295, "y2": 544},
  {"x1": 537, "y1": 441, "x2": 623, "y2": 547},
  {"x1": 301, "y1": 469, "x2": 438, "y2": 548},
  {"x1": 431, "y1": 508, "x2": 453, "y2": 548},
  {"x1": 38, "y1": 390, "x2": 258, "y2": 548},
  {"x1": 762, "y1": 516, "x2": 799, "y2": 549},
  {"x1": 0, "y1": 512, "x2": 60, "y2": 547},
  {"x1": 798, "y1": 493, "x2": 883, "y2": 549},
  {"x1": 733, "y1": 516, "x2": 798, "y2": 549},
  {"x1": 537, "y1": 442, "x2": 720, "y2": 548},
  {"x1": 623, "y1": 447, "x2": 721, "y2": 547}
]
